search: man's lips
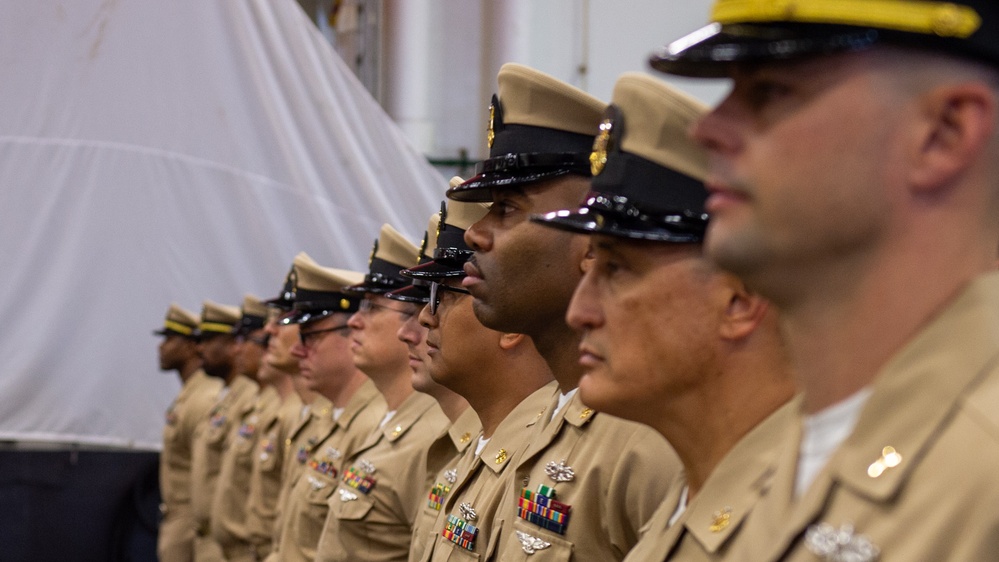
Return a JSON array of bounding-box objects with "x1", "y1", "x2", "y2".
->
[
  {"x1": 462, "y1": 259, "x2": 483, "y2": 288},
  {"x1": 704, "y1": 178, "x2": 749, "y2": 213},
  {"x1": 577, "y1": 344, "x2": 605, "y2": 368}
]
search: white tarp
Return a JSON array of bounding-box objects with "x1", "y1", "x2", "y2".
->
[{"x1": 0, "y1": 0, "x2": 446, "y2": 449}]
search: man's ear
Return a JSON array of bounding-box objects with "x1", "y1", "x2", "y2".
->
[
  {"x1": 719, "y1": 275, "x2": 770, "y2": 341},
  {"x1": 498, "y1": 332, "x2": 527, "y2": 350},
  {"x1": 909, "y1": 82, "x2": 997, "y2": 194}
]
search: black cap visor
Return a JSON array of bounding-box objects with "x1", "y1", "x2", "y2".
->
[
  {"x1": 447, "y1": 153, "x2": 591, "y2": 202},
  {"x1": 343, "y1": 257, "x2": 410, "y2": 295},
  {"x1": 534, "y1": 201, "x2": 707, "y2": 243},
  {"x1": 385, "y1": 282, "x2": 432, "y2": 304},
  {"x1": 650, "y1": 22, "x2": 883, "y2": 77},
  {"x1": 402, "y1": 248, "x2": 472, "y2": 280}
]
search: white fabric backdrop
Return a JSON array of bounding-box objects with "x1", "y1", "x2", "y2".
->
[{"x1": 0, "y1": 0, "x2": 446, "y2": 449}]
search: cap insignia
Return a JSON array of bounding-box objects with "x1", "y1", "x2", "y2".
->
[
  {"x1": 418, "y1": 231, "x2": 429, "y2": 262},
  {"x1": 590, "y1": 118, "x2": 613, "y2": 176},
  {"x1": 487, "y1": 103, "x2": 496, "y2": 148},
  {"x1": 340, "y1": 298, "x2": 350, "y2": 310}
]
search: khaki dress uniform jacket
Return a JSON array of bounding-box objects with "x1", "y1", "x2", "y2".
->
[
  {"x1": 210, "y1": 386, "x2": 281, "y2": 561},
  {"x1": 493, "y1": 391, "x2": 682, "y2": 562},
  {"x1": 190, "y1": 374, "x2": 259, "y2": 561},
  {"x1": 410, "y1": 407, "x2": 483, "y2": 562},
  {"x1": 315, "y1": 391, "x2": 451, "y2": 562},
  {"x1": 244, "y1": 391, "x2": 303, "y2": 559},
  {"x1": 158, "y1": 369, "x2": 223, "y2": 562},
  {"x1": 424, "y1": 381, "x2": 559, "y2": 562},
  {"x1": 270, "y1": 381, "x2": 386, "y2": 562},
  {"x1": 730, "y1": 273, "x2": 999, "y2": 562},
  {"x1": 622, "y1": 399, "x2": 799, "y2": 561}
]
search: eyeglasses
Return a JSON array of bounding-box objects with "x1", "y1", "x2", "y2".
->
[
  {"x1": 298, "y1": 324, "x2": 350, "y2": 347},
  {"x1": 358, "y1": 299, "x2": 416, "y2": 319},
  {"x1": 429, "y1": 282, "x2": 471, "y2": 316}
]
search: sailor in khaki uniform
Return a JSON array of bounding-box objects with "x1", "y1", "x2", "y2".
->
[
  {"x1": 386, "y1": 204, "x2": 481, "y2": 562},
  {"x1": 394, "y1": 197, "x2": 558, "y2": 561},
  {"x1": 653, "y1": 1, "x2": 999, "y2": 560},
  {"x1": 190, "y1": 300, "x2": 260, "y2": 561},
  {"x1": 314, "y1": 224, "x2": 451, "y2": 562},
  {"x1": 155, "y1": 304, "x2": 223, "y2": 562},
  {"x1": 244, "y1": 261, "x2": 308, "y2": 559},
  {"x1": 268, "y1": 256, "x2": 386, "y2": 562},
  {"x1": 448, "y1": 63, "x2": 681, "y2": 561},
  {"x1": 210, "y1": 295, "x2": 272, "y2": 561},
  {"x1": 535, "y1": 74, "x2": 797, "y2": 561}
]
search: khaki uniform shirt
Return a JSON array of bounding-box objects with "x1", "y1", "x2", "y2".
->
[
  {"x1": 622, "y1": 399, "x2": 799, "y2": 561},
  {"x1": 263, "y1": 395, "x2": 333, "y2": 561},
  {"x1": 271, "y1": 381, "x2": 386, "y2": 562},
  {"x1": 210, "y1": 385, "x2": 281, "y2": 560},
  {"x1": 245, "y1": 391, "x2": 303, "y2": 558},
  {"x1": 493, "y1": 391, "x2": 682, "y2": 562},
  {"x1": 190, "y1": 375, "x2": 259, "y2": 542},
  {"x1": 425, "y1": 381, "x2": 559, "y2": 561},
  {"x1": 410, "y1": 407, "x2": 482, "y2": 562},
  {"x1": 315, "y1": 391, "x2": 451, "y2": 562},
  {"x1": 158, "y1": 369, "x2": 223, "y2": 562},
  {"x1": 730, "y1": 273, "x2": 999, "y2": 562}
]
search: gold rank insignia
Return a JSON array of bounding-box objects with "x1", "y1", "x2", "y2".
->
[
  {"x1": 487, "y1": 103, "x2": 496, "y2": 148},
  {"x1": 495, "y1": 449, "x2": 508, "y2": 464},
  {"x1": 590, "y1": 117, "x2": 613, "y2": 176},
  {"x1": 709, "y1": 506, "x2": 732, "y2": 532},
  {"x1": 436, "y1": 201, "x2": 447, "y2": 242},
  {"x1": 459, "y1": 432, "x2": 471, "y2": 444}
]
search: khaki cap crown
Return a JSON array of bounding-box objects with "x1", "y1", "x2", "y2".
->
[
  {"x1": 157, "y1": 303, "x2": 199, "y2": 336},
  {"x1": 612, "y1": 73, "x2": 709, "y2": 181},
  {"x1": 241, "y1": 294, "x2": 269, "y2": 319},
  {"x1": 498, "y1": 63, "x2": 606, "y2": 136},
  {"x1": 294, "y1": 261, "x2": 365, "y2": 293},
  {"x1": 373, "y1": 223, "x2": 420, "y2": 269},
  {"x1": 200, "y1": 300, "x2": 241, "y2": 334}
]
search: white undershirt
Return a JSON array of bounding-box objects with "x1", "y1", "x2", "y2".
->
[
  {"x1": 550, "y1": 388, "x2": 579, "y2": 422},
  {"x1": 668, "y1": 485, "x2": 689, "y2": 527},
  {"x1": 795, "y1": 387, "x2": 873, "y2": 497},
  {"x1": 379, "y1": 410, "x2": 397, "y2": 429},
  {"x1": 299, "y1": 404, "x2": 311, "y2": 421},
  {"x1": 475, "y1": 436, "x2": 490, "y2": 457},
  {"x1": 332, "y1": 407, "x2": 344, "y2": 421}
]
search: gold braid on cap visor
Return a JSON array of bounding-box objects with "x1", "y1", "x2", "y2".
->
[
  {"x1": 163, "y1": 320, "x2": 194, "y2": 335},
  {"x1": 712, "y1": 0, "x2": 981, "y2": 38}
]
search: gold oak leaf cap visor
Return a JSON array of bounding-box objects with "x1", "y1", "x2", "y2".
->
[{"x1": 650, "y1": 0, "x2": 997, "y2": 78}]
